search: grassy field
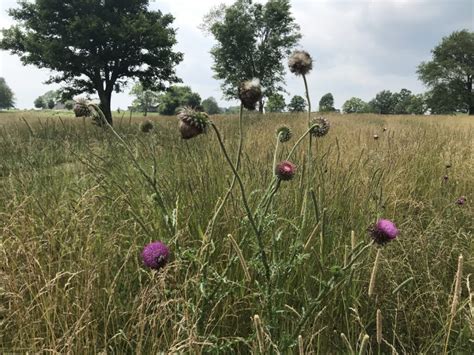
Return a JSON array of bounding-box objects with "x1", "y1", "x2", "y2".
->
[{"x1": 0, "y1": 110, "x2": 472, "y2": 353}]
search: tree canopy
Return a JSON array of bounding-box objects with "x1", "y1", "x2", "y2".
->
[
  {"x1": 288, "y1": 95, "x2": 306, "y2": 112},
  {"x1": 203, "y1": 0, "x2": 301, "y2": 112},
  {"x1": 417, "y1": 29, "x2": 474, "y2": 115},
  {"x1": 202, "y1": 97, "x2": 222, "y2": 115},
  {"x1": 130, "y1": 83, "x2": 160, "y2": 116},
  {"x1": 158, "y1": 86, "x2": 201, "y2": 116},
  {"x1": 342, "y1": 97, "x2": 369, "y2": 114},
  {"x1": 0, "y1": 78, "x2": 15, "y2": 109},
  {"x1": 266, "y1": 93, "x2": 286, "y2": 112},
  {"x1": 1, "y1": 0, "x2": 183, "y2": 123},
  {"x1": 319, "y1": 93, "x2": 336, "y2": 112}
]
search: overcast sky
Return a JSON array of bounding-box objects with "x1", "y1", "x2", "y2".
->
[{"x1": 0, "y1": 0, "x2": 472, "y2": 110}]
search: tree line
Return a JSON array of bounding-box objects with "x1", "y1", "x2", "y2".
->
[{"x1": 0, "y1": 0, "x2": 472, "y2": 118}]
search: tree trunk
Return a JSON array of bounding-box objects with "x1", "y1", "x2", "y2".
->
[
  {"x1": 98, "y1": 90, "x2": 113, "y2": 125},
  {"x1": 258, "y1": 98, "x2": 264, "y2": 113},
  {"x1": 468, "y1": 77, "x2": 473, "y2": 115}
]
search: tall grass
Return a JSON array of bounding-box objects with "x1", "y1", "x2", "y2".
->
[{"x1": 0, "y1": 112, "x2": 472, "y2": 353}]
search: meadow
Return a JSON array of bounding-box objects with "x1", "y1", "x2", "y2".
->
[{"x1": 0, "y1": 110, "x2": 472, "y2": 353}]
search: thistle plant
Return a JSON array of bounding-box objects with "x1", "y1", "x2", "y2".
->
[
  {"x1": 177, "y1": 107, "x2": 210, "y2": 139},
  {"x1": 73, "y1": 98, "x2": 91, "y2": 118}
]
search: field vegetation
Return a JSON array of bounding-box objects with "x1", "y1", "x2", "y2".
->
[{"x1": 0, "y1": 110, "x2": 472, "y2": 353}]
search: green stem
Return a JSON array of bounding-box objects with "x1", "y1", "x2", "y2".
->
[
  {"x1": 286, "y1": 125, "x2": 317, "y2": 161},
  {"x1": 211, "y1": 123, "x2": 271, "y2": 283},
  {"x1": 204, "y1": 103, "x2": 244, "y2": 237},
  {"x1": 303, "y1": 74, "x2": 313, "y2": 178}
]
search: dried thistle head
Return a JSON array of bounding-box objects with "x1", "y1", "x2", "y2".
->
[
  {"x1": 238, "y1": 79, "x2": 262, "y2": 110},
  {"x1": 140, "y1": 120, "x2": 154, "y2": 133},
  {"x1": 276, "y1": 125, "x2": 292, "y2": 143},
  {"x1": 177, "y1": 107, "x2": 210, "y2": 139},
  {"x1": 73, "y1": 98, "x2": 91, "y2": 117},
  {"x1": 288, "y1": 50, "x2": 313, "y2": 76},
  {"x1": 310, "y1": 116, "x2": 330, "y2": 137}
]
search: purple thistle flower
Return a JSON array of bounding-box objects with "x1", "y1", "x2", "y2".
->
[
  {"x1": 141, "y1": 241, "x2": 170, "y2": 270},
  {"x1": 455, "y1": 196, "x2": 466, "y2": 206},
  {"x1": 368, "y1": 219, "x2": 399, "y2": 245},
  {"x1": 275, "y1": 160, "x2": 296, "y2": 181}
]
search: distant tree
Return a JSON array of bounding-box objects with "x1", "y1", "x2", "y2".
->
[
  {"x1": 1, "y1": 0, "x2": 182, "y2": 124},
  {"x1": 266, "y1": 93, "x2": 286, "y2": 112},
  {"x1": 34, "y1": 96, "x2": 46, "y2": 109},
  {"x1": 342, "y1": 97, "x2": 369, "y2": 114},
  {"x1": 424, "y1": 85, "x2": 459, "y2": 114},
  {"x1": 130, "y1": 83, "x2": 160, "y2": 116},
  {"x1": 319, "y1": 93, "x2": 335, "y2": 112},
  {"x1": 288, "y1": 95, "x2": 306, "y2": 112},
  {"x1": 47, "y1": 99, "x2": 55, "y2": 109},
  {"x1": 202, "y1": 97, "x2": 222, "y2": 115},
  {"x1": 406, "y1": 94, "x2": 427, "y2": 115},
  {"x1": 203, "y1": 0, "x2": 301, "y2": 112},
  {"x1": 0, "y1": 77, "x2": 15, "y2": 109},
  {"x1": 221, "y1": 106, "x2": 241, "y2": 114},
  {"x1": 369, "y1": 90, "x2": 395, "y2": 114},
  {"x1": 392, "y1": 88, "x2": 413, "y2": 114},
  {"x1": 158, "y1": 86, "x2": 201, "y2": 115},
  {"x1": 64, "y1": 100, "x2": 75, "y2": 110},
  {"x1": 417, "y1": 29, "x2": 473, "y2": 115}
]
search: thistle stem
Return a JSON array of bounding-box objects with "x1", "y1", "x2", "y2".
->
[
  {"x1": 286, "y1": 125, "x2": 317, "y2": 161},
  {"x1": 302, "y1": 74, "x2": 313, "y2": 178},
  {"x1": 211, "y1": 123, "x2": 271, "y2": 283}
]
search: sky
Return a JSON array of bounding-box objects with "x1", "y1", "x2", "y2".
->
[{"x1": 0, "y1": 0, "x2": 472, "y2": 110}]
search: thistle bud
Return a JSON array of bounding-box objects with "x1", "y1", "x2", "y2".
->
[
  {"x1": 238, "y1": 79, "x2": 262, "y2": 110},
  {"x1": 177, "y1": 107, "x2": 210, "y2": 139},
  {"x1": 73, "y1": 98, "x2": 91, "y2": 117},
  {"x1": 310, "y1": 117, "x2": 330, "y2": 137},
  {"x1": 276, "y1": 126, "x2": 292, "y2": 143},
  {"x1": 288, "y1": 50, "x2": 313, "y2": 76},
  {"x1": 275, "y1": 160, "x2": 296, "y2": 181},
  {"x1": 140, "y1": 120, "x2": 154, "y2": 133}
]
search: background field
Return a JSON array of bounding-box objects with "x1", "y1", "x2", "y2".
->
[{"x1": 0, "y1": 111, "x2": 472, "y2": 353}]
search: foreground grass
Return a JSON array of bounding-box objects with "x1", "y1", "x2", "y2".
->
[{"x1": 0, "y1": 112, "x2": 472, "y2": 353}]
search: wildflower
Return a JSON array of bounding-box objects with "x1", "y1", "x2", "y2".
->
[
  {"x1": 310, "y1": 117, "x2": 330, "y2": 137},
  {"x1": 275, "y1": 160, "x2": 296, "y2": 181},
  {"x1": 368, "y1": 219, "x2": 399, "y2": 245},
  {"x1": 238, "y1": 79, "x2": 262, "y2": 110},
  {"x1": 141, "y1": 241, "x2": 170, "y2": 270},
  {"x1": 73, "y1": 98, "x2": 91, "y2": 117},
  {"x1": 140, "y1": 120, "x2": 154, "y2": 133},
  {"x1": 443, "y1": 175, "x2": 449, "y2": 182},
  {"x1": 455, "y1": 196, "x2": 466, "y2": 205},
  {"x1": 288, "y1": 50, "x2": 313, "y2": 76},
  {"x1": 276, "y1": 126, "x2": 292, "y2": 143},
  {"x1": 373, "y1": 134, "x2": 379, "y2": 140},
  {"x1": 177, "y1": 107, "x2": 209, "y2": 139}
]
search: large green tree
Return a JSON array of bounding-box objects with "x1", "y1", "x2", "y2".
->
[
  {"x1": 202, "y1": 97, "x2": 222, "y2": 115},
  {"x1": 318, "y1": 93, "x2": 335, "y2": 112},
  {"x1": 266, "y1": 93, "x2": 286, "y2": 112},
  {"x1": 0, "y1": 78, "x2": 15, "y2": 109},
  {"x1": 1, "y1": 0, "x2": 182, "y2": 124},
  {"x1": 158, "y1": 86, "x2": 201, "y2": 115},
  {"x1": 288, "y1": 95, "x2": 306, "y2": 112},
  {"x1": 342, "y1": 97, "x2": 369, "y2": 114},
  {"x1": 417, "y1": 29, "x2": 474, "y2": 115},
  {"x1": 203, "y1": 0, "x2": 301, "y2": 112}
]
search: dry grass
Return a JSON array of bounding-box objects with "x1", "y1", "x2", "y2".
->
[{"x1": 0, "y1": 111, "x2": 472, "y2": 353}]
